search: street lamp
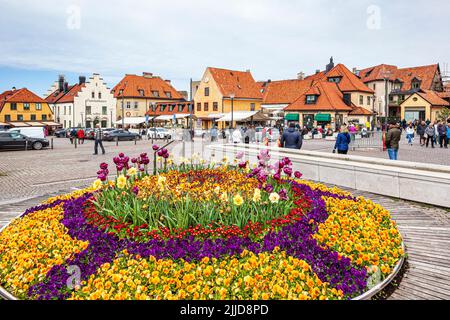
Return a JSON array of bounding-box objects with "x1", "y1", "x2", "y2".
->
[
  {"x1": 151, "y1": 102, "x2": 156, "y2": 144},
  {"x1": 80, "y1": 112, "x2": 84, "y2": 127},
  {"x1": 229, "y1": 93, "x2": 235, "y2": 130},
  {"x1": 382, "y1": 70, "x2": 392, "y2": 130}
]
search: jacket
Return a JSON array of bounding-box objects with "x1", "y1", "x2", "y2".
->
[
  {"x1": 385, "y1": 127, "x2": 402, "y2": 150},
  {"x1": 94, "y1": 128, "x2": 103, "y2": 140},
  {"x1": 416, "y1": 124, "x2": 425, "y2": 135},
  {"x1": 334, "y1": 132, "x2": 351, "y2": 151},
  {"x1": 425, "y1": 126, "x2": 435, "y2": 137},
  {"x1": 280, "y1": 128, "x2": 303, "y2": 149},
  {"x1": 437, "y1": 124, "x2": 446, "y2": 136}
]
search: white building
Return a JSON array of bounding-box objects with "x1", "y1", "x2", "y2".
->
[{"x1": 44, "y1": 74, "x2": 117, "y2": 128}]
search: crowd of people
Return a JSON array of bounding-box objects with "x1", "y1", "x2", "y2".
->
[{"x1": 403, "y1": 119, "x2": 450, "y2": 149}]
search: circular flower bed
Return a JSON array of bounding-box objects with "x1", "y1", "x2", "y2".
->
[{"x1": 0, "y1": 149, "x2": 404, "y2": 300}]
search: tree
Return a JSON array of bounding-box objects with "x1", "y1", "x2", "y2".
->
[{"x1": 436, "y1": 106, "x2": 450, "y2": 122}]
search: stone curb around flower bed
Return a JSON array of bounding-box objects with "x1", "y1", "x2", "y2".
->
[{"x1": 0, "y1": 212, "x2": 406, "y2": 301}]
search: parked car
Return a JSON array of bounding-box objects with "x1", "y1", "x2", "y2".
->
[
  {"x1": 103, "y1": 129, "x2": 141, "y2": 141},
  {"x1": 0, "y1": 131, "x2": 49, "y2": 150},
  {"x1": 101, "y1": 128, "x2": 116, "y2": 139},
  {"x1": 54, "y1": 128, "x2": 67, "y2": 138},
  {"x1": 8, "y1": 127, "x2": 46, "y2": 139},
  {"x1": 148, "y1": 128, "x2": 172, "y2": 139}
]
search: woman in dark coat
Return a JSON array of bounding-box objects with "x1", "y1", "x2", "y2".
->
[{"x1": 334, "y1": 127, "x2": 351, "y2": 154}]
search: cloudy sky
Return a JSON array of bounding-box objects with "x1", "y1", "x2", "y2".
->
[{"x1": 0, "y1": 0, "x2": 449, "y2": 96}]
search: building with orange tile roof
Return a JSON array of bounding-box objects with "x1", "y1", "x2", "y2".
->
[
  {"x1": 112, "y1": 73, "x2": 186, "y2": 125},
  {"x1": 193, "y1": 67, "x2": 263, "y2": 129},
  {"x1": 283, "y1": 80, "x2": 373, "y2": 129},
  {"x1": 400, "y1": 89, "x2": 449, "y2": 122},
  {"x1": 357, "y1": 63, "x2": 444, "y2": 118},
  {"x1": 45, "y1": 74, "x2": 116, "y2": 128},
  {"x1": 304, "y1": 58, "x2": 376, "y2": 122},
  {"x1": 0, "y1": 88, "x2": 54, "y2": 127}
]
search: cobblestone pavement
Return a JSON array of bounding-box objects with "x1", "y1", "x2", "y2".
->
[{"x1": 299, "y1": 137, "x2": 450, "y2": 166}]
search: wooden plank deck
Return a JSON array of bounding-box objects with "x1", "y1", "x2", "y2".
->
[{"x1": 340, "y1": 187, "x2": 450, "y2": 300}]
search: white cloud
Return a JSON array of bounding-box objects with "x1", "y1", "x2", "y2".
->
[{"x1": 0, "y1": 0, "x2": 449, "y2": 92}]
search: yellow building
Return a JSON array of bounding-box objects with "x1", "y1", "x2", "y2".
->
[
  {"x1": 194, "y1": 67, "x2": 263, "y2": 129},
  {"x1": 0, "y1": 88, "x2": 54, "y2": 126},
  {"x1": 400, "y1": 90, "x2": 449, "y2": 122}
]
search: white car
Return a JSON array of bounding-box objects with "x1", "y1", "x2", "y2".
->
[
  {"x1": 148, "y1": 128, "x2": 171, "y2": 139},
  {"x1": 8, "y1": 127, "x2": 46, "y2": 139}
]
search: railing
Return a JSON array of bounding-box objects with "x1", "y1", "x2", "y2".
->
[{"x1": 349, "y1": 131, "x2": 383, "y2": 150}]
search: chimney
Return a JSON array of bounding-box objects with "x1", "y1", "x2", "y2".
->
[
  {"x1": 343, "y1": 93, "x2": 352, "y2": 106},
  {"x1": 143, "y1": 72, "x2": 153, "y2": 78},
  {"x1": 325, "y1": 56, "x2": 335, "y2": 74},
  {"x1": 58, "y1": 75, "x2": 65, "y2": 93},
  {"x1": 165, "y1": 79, "x2": 171, "y2": 84},
  {"x1": 64, "y1": 82, "x2": 69, "y2": 93},
  {"x1": 79, "y1": 76, "x2": 86, "y2": 85},
  {"x1": 315, "y1": 69, "x2": 321, "y2": 74},
  {"x1": 12, "y1": 86, "x2": 16, "y2": 91},
  {"x1": 297, "y1": 72, "x2": 305, "y2": 80},
  {"x1": 245, "y1": 69, "x2": 251, "y2": 72}
]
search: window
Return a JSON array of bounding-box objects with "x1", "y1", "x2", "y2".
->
[
  {"x1": 152, "y1": 91, "x2": 159, "y2": 97},
  {"x1": 86, "y1": 106, "x2": 91, "y2": 115},
  {"x1": 205, "y1": 87, "x2": 210, "y2": 96},
  {"x1": 102, "y1": 106, "x2": 107, "y2": 115},
  {"x1": 250, "y1": 103, "x2": 256, "y2": 111},
  {"x1": 17, "y1": 114, "x2": 24, "y2": 121},
  {"x1": 412, "y1": 81, "x2": 420, "y2": 89},
  {"x1": 101, "y1": 120, "x2": 107, "y2": 128},
  {"x1": 151, "y1": 104, "x2": 156, "y2": 112},
  {"x1": 64, "y1": 120, "x2": 67, "y2": 128},
  {"x1": 98, "y1": 92, "x2": 102, "y2": 99},
  {"x1": 134, "y1": 102, "x2": 139, "y2": 109},
  {"x1": 204, "y1": 103, "x2": 209, "y2": 111},
  {"x1": 178, "y1": 104, "x2": 184, "y2": 112},
  {"x1": 213, "y1": 102, "x2": 218, "y2": 111},
  {"x1": 160, "y1": 105, "x2": 166, "y2": 112},
  {"x1": 373, "y1": 84, "x2": 376, "y2": 90},
  {"x1": 64, "y1": 106, "x2": 67, "y2": 115},
  {"x1": 10, "y1": 103, "x2": 17, "y2": 111},
  {"x1": 24, "y1": 103, "x2": 30, "y2": 110},
  {"x1": 305, "y1": 95, "x2": 317, "y2": 104},
  {"x1": 42, "y1": 114, "x2": 47, "y2": 121},
  {"x1": 68, "y1": 106, "x2": 71, "y2": 115},
  {"x1": 126, "y1": 102, "x2": 131, "y2": 109},
  {"x1": 35, "y1": 103, "x2": 42, "y2": 110},
  {"x1": 359, "y1": 95, "x2": 363, "y2": 105},
  {"x1": 69, "y1": 120, "x2": 71, "y2": 127},
  {"x1": 328, "y1": 77, "x2": 341, "y2": 83},
  {"x1": 367, "y1": 96, "x2": 371, "y2": 105},
  {"x1": 30, "y1": 114, "x2": 36, "y2": 121},
  {"x1": 139, "y1": 90, "x2": 145, "y2": 97},
  {"x1": 119, "y1": 89, "x2": 124, "y2": 96},
  {"x1": 4, "y1": 115, "x2": 11, "y2": 122},
  {"x1": 92, "y1": 92, "x2": 95, "y2": 99},
  {"x1": 165, "y1": 91, "x2": 172, "y2": 98},
  {"x1": 169, "y1": 104, "x2": 175, "y2": 112},
  {"x1": 197, "y1": 103, "x2": 201, "y2": 111},
  {"x1": 389, "y1": 95, "x2": 394, "y2": 102},
  {"x1": 86, "y1": 121, "x2": 92, "y2": 128}
]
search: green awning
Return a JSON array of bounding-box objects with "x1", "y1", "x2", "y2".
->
[
  {"x1": 285, "y1": 114, "x2": 299, "y2": 121},
  {"x1": 314, "y1": 113, "x2": 331, "y2": 122}
]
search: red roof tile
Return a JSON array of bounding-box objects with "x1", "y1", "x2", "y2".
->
[
  {"x1": 284, "y1": 81, "x2": 354, "y2": 112},
  {"x1": 349, "y1": 106, "x2": 373, "y2": 115},
  {"x1": 0, "y1": 88, "x2": 47, "y2": 112},
  {"x1": 112, "y1": 74, "x2": 184, "y2": 100},
  {"x1": 359, "y1": 64, "x2": 440, "y2": 91},
  {"x1": 208, "y1": 67, "x2": 262, "y2": 100},
  {"x1": 416, "y1": 90, "x2": 449, "y2": 106},
  {"x1": 306, "y1": 64, "x2": 374, "y2": 93},
  {"x1": 257, "y1": 79, "x2": 313, "y2": 104},
  {"x1": 56, "y1": 84, "x2": 85, "y2": 103}
]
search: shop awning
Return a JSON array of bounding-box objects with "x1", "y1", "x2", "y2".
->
[
  {"x1": 8, "y1": 122, "x2": 31, "y2": 127},
  {"x1": 155, "y1": 114, "x2": 193, "y2": 121},
  {"x1": 207, "y1": 113, "x2": 225, "y2": 119},
  {"x1": 41, "y1": 121, "x2": 63, "y2": 126},
  {"x1": 114, "y1": 117, "x2": 148, "y2": 125},
  {"x1": 0, "y1": 122, "x2": 9, "y2": 126},
  {"x1": 25, "y1": 122, "x2": 46, "y2": 127},
  {"x1": 285, "y1": 114, "x2": 299, "y2": 121},
  {"x1": 217, "y1": 111, "x2": 269, "y2": 122},
  {"x1": 315, "y1": 113, "x2": 331, "y2": 122},
  {"x1": 262, "y1": 104, "x2": 288, "y2": 111}
]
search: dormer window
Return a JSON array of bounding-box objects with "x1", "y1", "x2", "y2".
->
[
  {"x1": 160, "y1": 104, "x2": 166, "y2": 112},
  {"x1": 165, "y1": 91, "x2": 172, "y2": 98},
  {"x1": 138, "y1": 89, "x2": 145, "y2": 97},
  {"x1": 306, "y1": 95, "x2": 317, "y2": 104},
  {"x1": 411, "y1": 81, "x2": 421, "y2": 89},
  {"x1": 169, "y1": 104, "x2": 175, "y2": 112},
  {"x1": 328, "y1": 77, "x2": 341, "y2": 84},
  {"x1": 119, "y1": 89, "x2": 124, "y2": 96},
  {"x1": 393, "y1": 80, "x2": 403, "y2": 91},
  {"x1": 152, "y1": 91, "x2": 160, "y2": 98}
]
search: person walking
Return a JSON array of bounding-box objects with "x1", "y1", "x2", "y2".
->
[
  {"x1": 280, "y1": 122, "x2": 303, "y2": 149},
  {"x1": 69, "y1": 128, "x2": 77, "y2": 144},
  {"x1": 437, "y1": 121, "x2": 447, "y2": 148},
  {"x1": 93, "y1": 124, "x2": 105, "y2": 155},
  {"x1": 77, "y1": 128, "x2": 85, "y2": 145},
  {"x1": 231, "y1": 128, "x2": 242, "y2": 144},
  {"x1": 405, "y1": 123, "x2": 415, "y2": 146},
  {"x1": 425, "y1": 123, "x2": 436, "y2": 148},
  {"x1": 210, "y1": 126, "x2": 218, "y2": 142},
  {"x1": 385, "y1": 122, "x2": 401, "y2": 160},
  {"x1": 333, "y1": 127, "x2": 351, "y2": 154},
  {"x1": 416, "y1": 121, "x2": 426, "y2": 146}
]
